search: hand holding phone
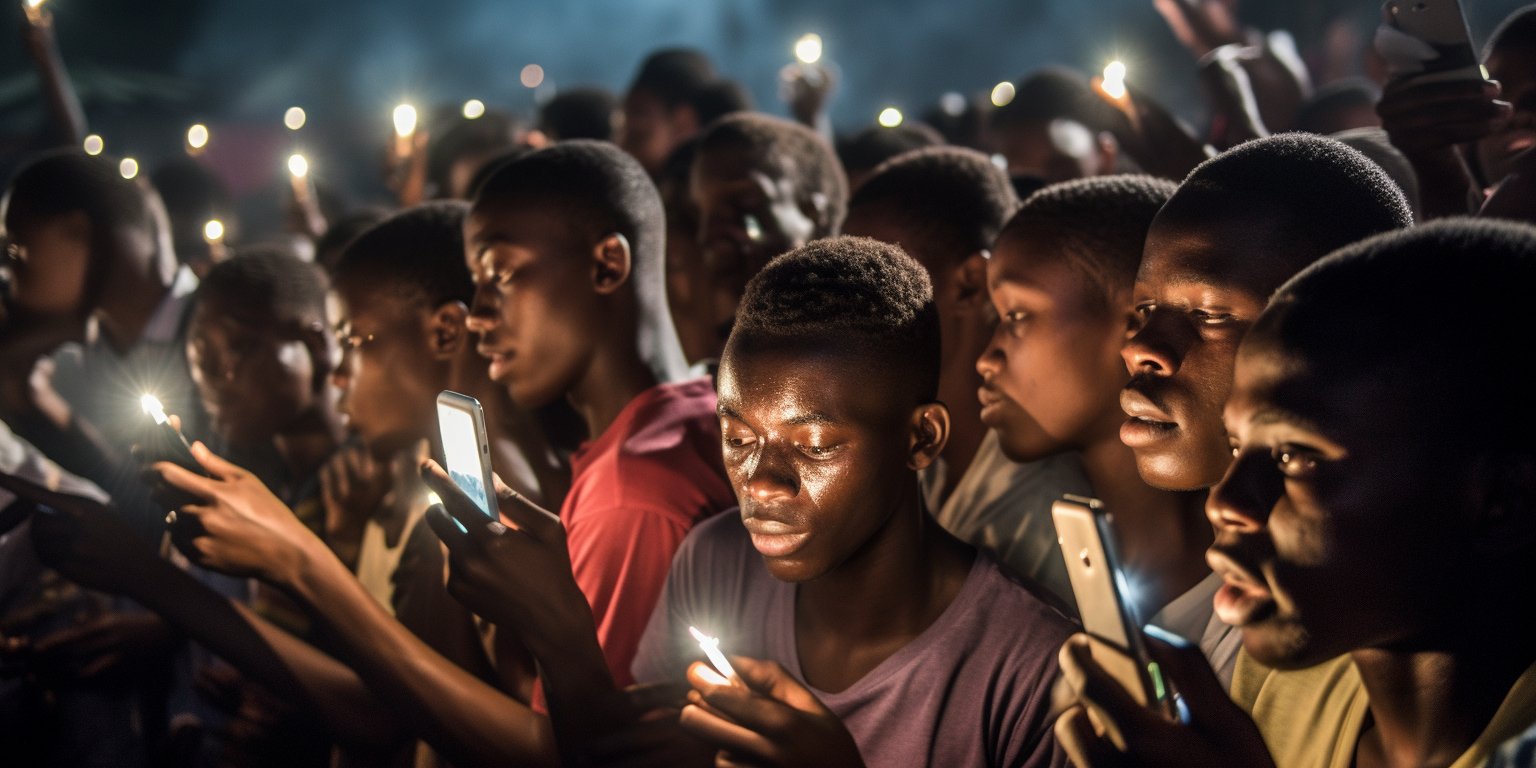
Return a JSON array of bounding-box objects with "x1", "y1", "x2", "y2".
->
[
  {"x1": 137, "y1": 395, "x2": 206, "y2": 477},
  {"x1": 436, "y1": 391, "x2": 496, "y2": 519},
  {"x1": 1376, "y1": 0, "x2": 1481, "y2": 86}
]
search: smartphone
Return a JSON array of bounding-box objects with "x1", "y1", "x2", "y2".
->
[
  {"x1": 1379, "y1": 0, "x2": 1481, "y2": 85},
  {"x1": 1053, "y1": 495, "x2": 1165, "y2": 709},
  {"x1": 435, "y1": 391, "x2": 496, "y2": 518},
  {"x1": 139, "y1": 396, "x2": 206, "y2": 476}
]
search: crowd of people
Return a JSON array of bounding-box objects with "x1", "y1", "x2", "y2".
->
[{"x1": 3, "y1": 1, "x2": 1536, "y2": 767}]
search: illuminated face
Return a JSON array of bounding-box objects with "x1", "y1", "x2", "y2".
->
[
  {"x1": 186, "y1": 296, "x2": 318, "y2": 448},
  {"x1": 328, "y1": 285, "x2": 443, "y2": 459},
  {"x1": 716, "y1": 340, "x2": 931, "y2": 583},
  {"x1": 1478, "y1": 45, "x2": 1536, "y2": 186},
  {"x1": 977, "y1": 232, "x2": 1132, "y2": 461}
]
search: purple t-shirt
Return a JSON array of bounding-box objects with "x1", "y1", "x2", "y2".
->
[{"x1": 632, "y1": 510, "x2": 1074, "y2": 768}]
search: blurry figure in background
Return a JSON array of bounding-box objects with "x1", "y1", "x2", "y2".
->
[
  {"x1": 427, "y1": 110, "x2": 527, "y2": 201},
  {"x1": 656, "y1": 138, "x2": 717, "y2": 366},
  {"x1": 151, "y1": 158, "x2": 237, "y2": 280},
  {"x1": 1153, "y1": 0, "x2": 1312, "y2": 133},
  {"x1": 1297, "y1": 77, "x2": 1382, "y2": 135},
  {"x1": 620, "y1": 48, "x2": 719, "y2": 174},
  {"x1": 991, "y1": 68, "x2": 1116, "y2": 183},
  {"x1": 780, "y1": 53, "x2": 836, "y2": 139},
  {"x1": 1331, "y1": 126, "x2": 1420, "y2": 221},
  {"x1": 312, "y1": 207, "x2": 390, "y2": 276},
  {"x1": 835, "y1": 122, "x2": 944, "y2": 191},
  {"x1": 924, "y1": 91, "x2": 997, "y2": 153},
  {"x1": 693, "y1": 78, "x2": 755, "y2": 127},
  {"x1": 539, "y1": 87, "x2": 621, "y2": 142},
  {"x1": 691, "y1": 113, "x2": 847, "y2": 361}
]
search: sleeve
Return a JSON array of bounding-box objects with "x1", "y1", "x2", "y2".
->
[{"x1": 565, "y1": 503, "x2": 692, "y2": 689}]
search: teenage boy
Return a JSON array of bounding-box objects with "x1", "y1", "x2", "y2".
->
[
  {"x1": 691, "y1": 112, "x2": 848, "y2": 360},
  {"x1": 976, "y1": 175, "x2": 1241, "y2": 682},
  {"x1": 1056, "y1": 219, "x2": 1536, "y2": 768},
  {"x1": 632, "y1": 237, "x2": 1075, "y2": 767},
  {"x1": 621, "y1": 48, "x2": 718, "y2": 174},
  {"x1": 841, "y1": 146, "x2": 1091, "y2": 604}
]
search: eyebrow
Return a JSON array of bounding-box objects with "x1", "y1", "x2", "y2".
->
[
  {"x1": 716, "y1": 403, "x2": 837, "y2": 427},
  {"x1": 1248, "y1": 406, "x2": 1326, "y2": 434}
]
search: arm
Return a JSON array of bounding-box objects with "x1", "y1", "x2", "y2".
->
[
  {"x1": 20, "y1": 5, "x2": 87, "y2": 146},
  {"x1": 1378, "y1": 78, "x2": 1508, "y2": 220}
]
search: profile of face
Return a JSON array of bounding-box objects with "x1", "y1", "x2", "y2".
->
[
  {"x1": 1120, "y1": 209, "x2": 1300, "y2": 491},
  {"x1": 1207, "y1": 327, "x2": 1461, "y2": 668},
  {"x1": 329, "y1": 284, "x2": 459, "y2": 459},
  {"x1": 693, "y1": 142, "x2": 825, "y2": 340},
  {"x1": 976, "y1": 232, "x2": 1133, "y2": 462},
  {"x1": 464, "y1": 203, "x2": 616, "y2": 409},
  {"x1": 186, "y1": 295, "x2": 326, "y2": 448},
  {"x1": 0, "y1": 209, "x2": 91, "y2": 322},
  {"x1": 716, "y1": 340, "x2": 946, "y2": 583},
  {"x1": 994, "y1": 119, "x2": 1114, "y2": 183},
  {"x1": 1478, "y1": 44, "x2": 1536, "y2": 186},
  {"x1": 621, "y1": 88, "x2": 698, "y2": 174}
]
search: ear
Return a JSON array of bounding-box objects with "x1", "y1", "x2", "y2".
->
[
  {"x1": 591, "y1": 232, "x2": 633, "y2": 295},
  {"x1": 299, "y1": 321, "x2": 333, "y2": 393},
  {"x1": 426, "y1": 301, "x2": 469, "y2": 360},
  {"x1": 951, "y1": 251, "x2": 991, "y2": 309},
  {"x1": 907, "y1": 402, "x2": 951, "y2": 471}
]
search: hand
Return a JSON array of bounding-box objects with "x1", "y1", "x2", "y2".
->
[
  {"x1": 779, "y1": 63, "x2": 837, "y2": 129},
  {"x1": 1053, "y1": 631, "x2": 1274, "y2": 768},
  {"x1": 29, "y1": 611, "x2": 174, "y2": 682},
  {"x1": 1153, "y1": 0, "x2": 1245, "y2": 60},
  {"x1": 1378, "y1": 78, "x2": 1508, "y2": 158},
  {"x1": 153, "y1": 441, "x2": 321, "y2": 583},
  {"x1": 1089, "y1": 76, "x2": 1210, "y2": 180},
  {"x1": 0, "y1": 472, "x2": 160, "y2": 598},
  {"x1": 1198, "y1": 45, "x2": 1269, "y2": 149},
  {"x1": 679, "y1": 655, "x2": 865, "y2": 768},
  {"x1": 579, "y1": 683, "x2": 715, "y2": 768},
  {"x1": 320, "y1": 443, "x2": 390, "y2": 567}
]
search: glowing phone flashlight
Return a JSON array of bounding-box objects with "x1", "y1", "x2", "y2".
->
[{"x1": 688, "y1": 626, "x2": 740, "y2": 685}]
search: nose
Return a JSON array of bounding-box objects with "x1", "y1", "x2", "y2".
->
[
  {"x1": 976, "y1": 323, "x2": 1006, "y2": 379},
  {"x1": 742, "y1": 444, "x2": 799, "y2": 504},
  {"x1": 465, "y1": 283, "x2": 499, "y2": 334},
  {"x1": 1207, "y1": 448, "x2": 1280, "y2": 534},
  {"x1": 1122, "y1": 308, "x2": 1192, "y2": 377}
]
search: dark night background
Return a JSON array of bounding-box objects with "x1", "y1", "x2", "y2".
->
[{"x1": 1, "y1": 0, "x2": 1530, "y2": 238}]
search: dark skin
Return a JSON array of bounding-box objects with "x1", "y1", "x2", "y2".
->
[
  {"x1": 622, "y1": 87, "x2": 700, "y2": 175},
  {"x1": 841, "y1": 208, "x2": 990, "y2": 502},
  {"x1": 978, "y1": 231, "x2": 1210, "y2": 615},
  {"x1": 993, "y1": 119, "x2": 1116, "y2": 183},
  {"x1": 692, "y1": 142, "x2": 836, "y2": 359}
]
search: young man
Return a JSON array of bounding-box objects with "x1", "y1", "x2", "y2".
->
[
  {"x1": 977, "y1": 175, "x2": 1241, "y2": 682},
  {"x1": 841, "y1": 146, "x2": 1091, "y2": 604},
  {"x1": 1057, "y1": 219, "x2": 1536, "y2": 768},
  {"x1": 620, "y1": 48, "x2": 719, "y2": 174},
  {"x1": 632, "y1": 237, "x2": 1075, "y2": 767},
  {"x1": 691, "y1": 112, "x2": 848, "y2": 361}
]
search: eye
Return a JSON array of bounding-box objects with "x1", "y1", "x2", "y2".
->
[
  {"x1": 1134, "y1": 301, "x2": 1156, "y2": 317},
  {"x1": 1273, "y1": 444, "x2": 1320, "y2": 478},
  {"x1": 798, "y1": 443, "x2": 837, "y2": 458}
]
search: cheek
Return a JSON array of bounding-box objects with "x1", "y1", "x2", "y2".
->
[{"x1": 16, "y1": 245, "x2": 89, "y2": 313}]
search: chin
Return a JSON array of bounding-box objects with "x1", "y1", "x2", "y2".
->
[
  {"x1": 1238, "y1": 622, "x2": 1328, "y2": 671},
  {"x1": 761, "y1": 556, "x2": 829, "y2": 584},
  {"x1": 1132, "y1": 445, "x2": 1218, "y2": 492}
]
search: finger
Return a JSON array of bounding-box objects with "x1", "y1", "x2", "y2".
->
[
  {"x1": 730, "y1": 655, "x2": 827, "y2": 716},
  {"x1": 1059, "y1": 635, "x2": 1163, "y2": 745},
  {"x1": 167, "y1": 413, "x2": 182, "y2": 432},
  {"x1": 1056, "y1": 705, "x2": 1132, "y2": 768},
  {"x1": 418, "y1": 459, "x2": 500, "y2": 537},
  {"x1": 152, "y1": 460, "x2": 219, "y2": 502},
  {"x1": 1141, "y1": 628, "x2": 1228, "y2": 724},
  {"x1": 319, "y1": 465, "x2": 337, "y2": 509},
  {"x1": 690, "y1": 667, "x2": 799, "y2": 738},
  {"x1": 490, "y1": 473, "x2": 562, "y2": 539},
  {"x1": 189, "y1": 442, "x2": 242, "y2": 480},
  {"x1": 678, "y1": 703, "x2": 778, "y2": 763},
  {"x1": 424, "y1": 503, "x2": 473, "y2": 553},
  {"x1": 626, "y1": 680, "x2": 693, "y2": 712}
]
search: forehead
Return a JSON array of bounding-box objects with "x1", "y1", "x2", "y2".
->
[
  {"x1": 466, "y1": 200, "x2": 583, "y2": 253},
  {"x1": 1139, "y1": 207, "x2": 1304, "y2": 299},
  {"x1": 717, "y1": 340, "x2": 907, "y2": 427},
  {"x1": 988, "y1": 230, "x2": 1080, "y2": 289},
  {"x1": 695, "y1": 140, "x2": 783, "y2": 183}
]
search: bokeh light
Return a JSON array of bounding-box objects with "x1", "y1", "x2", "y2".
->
[
  {"x1": 795, "y1": 34, "x2": 822, "y2": 64},
  {"x1": 462, "y1": 99, "x2": 485, "y2": 119},
  {"x1": 991, "y1": 81, "x2": 1016, "y2": 107},
  {"x1": 878, "y1": 107, "x2": 903, "y2": 127},
  {"x1": 520, "y1": 64, "x2": 544, "y2": 88},
  {"x1": 82, "y1": 134, "x2": 103, "y2": 155},
  {"x1": 284, "y1": 106, "x2": 306, "y2": 130},
  {"x1": 119, "y1": 158, "x2": 139, "y2": 179}
]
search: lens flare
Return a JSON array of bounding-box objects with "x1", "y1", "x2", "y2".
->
[
  {"x1": 794, "y1": 34, "x2": 822, "y2": 64},
  {"x1": 1102, "y1": 61, "x2": 1128, "y2": 100},
  {"x1": 83, "y1": 134, "x2": 103, "y2": 155},
  {"x1": 393, "y1": 104, "x2": 417, "y2": 137},
  {"x1": 288, "y1": 154, "x2": 308, "y2": 178},
  {"x1": 878, "y1": 107, "x2": 903, "y2": 127},
  {"x1": 284, "y1": 107, "x2": 306, "y2": 130},
  {"x1": 462, "y1": 99, "x2": 485, "y2": 119},
  {"x1": 119, "y1": 158, "x2": 139, "y2": 179},
  {"x1": 141, "y1": 394, "x2": 169, "y2": 424},
  {"x1": 203, "y1": 219, "x2": 224, "y2": 242},
  {"x1": 991, "y1": 81, "x2": 1016, "y2": 107}
]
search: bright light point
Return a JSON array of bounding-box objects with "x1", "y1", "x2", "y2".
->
[
  {"x1": 82, "y1": 134, "x2": 103, "y2": 155},
  {"x1": 203, "y1": 219, "x2": 224, "y2": 242},
  {"x1": 427, "y1": 492, "x2": 442, "y2": 506},
  {"x1": 878, "y1": 107, "x2": 903, "y2": 127},
  {"x1": 462, "y1": 99, "x2": 485, "y2": 119},
  {"x1": 284, "y1": 107, "x2": 306, "y2": 130},
  {"x1": 288, "y1": 154, "x2": 308, "y2": 178},
  {"x1": 187, "y1": 124, "x2": 208, "y2": 149},
  {"x1": 991, "y1": 153, "x2": 1008, "y2": 170},
  {"x1": 940, "y1": 92, "x2": 966, "y2": 116},
  {"x1": 393, "y1": 104, "x2": 417, "y2": 137},
  {"x1": 688, "y1": 626, "x2": 738, "y2": 682},
  {"x1": 1482, "y1": 64, "x2": 1491, "y2": 80},
  {"x1": 1103, "y1": 61, "x2": 1127, "y2": 99},
  {"x1": 520, "y1": 64, "x2": 544, "y2": 88},
  {"x1": 141, "y1": 394, "x2": 168, "y2": 424},
  {"x1": 991, "y1": 81, "x2": 1016, "y2": 107},
  {"x1": 26, "y1": 0, "x2": 45, "y2": 8},
  {"x1": 696, "y1": 665, "x2": 729, "y2": 686},
  {"x1": 794, "y1": 33, "x2": 822, "y2": 64},
  {"x1": 119, "y1": 158, "x2": 138, "y2": 179}
]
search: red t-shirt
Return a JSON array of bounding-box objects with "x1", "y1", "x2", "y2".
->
[{"x1": 563, "y1": 376, "x2": 734, "y2": 687}]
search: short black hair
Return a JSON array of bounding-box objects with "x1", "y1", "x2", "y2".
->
[
  {"x1": 1001, "y1": 175, "x2": 1179, "y2": 311},
  {"x1": 849, "y1": 146, "x2": 1018, "y2": 268},
  {"x1": 333, "y1": 201, "x2": 474, "y2": 309},
  {"x1": 1485, "y1": 4, "x2": 1536, "y2": 59},
  {"x1": 315, "y1": 207, "x2": 391, "y2": 275},
  {"x1": 1161, "y1": 133, "x2": 1413, "y2": 268},
  {"x1": 731, "y1": 236, "x2": 941, "y2": 402},
  {"x1": 540, "y1": 87, "x2": 619, "y2": 142},
  {"x1": 464, "y1": 146, "x2": 537, "y2": 202},
  {"x1": 5, "y1": 149, "x2": 158, "y2": 246},
  {"x1": 1331, "y1": 127, "x2": 1420, "y2": 219},
  {"x1": 198, "y1": 244, "x2": 326, "y2": 330},
  {"x1": 837, "y1": 123, "x2": 945, "y2": 178},
  {"x1": 992, "y1": 67, "x2": 1097, "y2": 128},
  {"x1": 693, "y1": 79, "x2": 754, "y2": 126},
  {"x1": 629, "y1": 48, "x2": 716, "y2": 108},
  {"x1": 697, "y1": 113, "x2": 848, "y2": 233},
  {"x1": 427, "y1": 111, "x2": 522, "y2": 198}
]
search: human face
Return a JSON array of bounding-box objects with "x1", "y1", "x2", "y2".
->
[
  {"x1": 1479, "y1": 45, "x2": 1536, "y2": 185},
  {"x1": 0, "y1": 209, "x2": 91, "y2": 321},
  {"x1": 1207, "y1": 331, "x2": 1455, "y2": 668},
  {"x1": 464, "y1": 203, "x2": 600, "y2": 409},
  {"x1": 977, "y1": 233, "x2": 1132, "y2": 462},
  {"x1": 1120, "y1": 211, "x2": 1296, "y2": 491},
  {"x1": 186, "y1": 296, "x2": 317, "y2": 448},
  {"x1": 994, "y1": 119, "x2": 1108, "y2": 182},
  {"x1": 716, "y1": 341, "x2": 937, "y2": 583},
  {"x1": 621, "y1": 88, "x2": 694, "y2": 175},
  {"x1": 329, "y1": 285, "x2": 443, "y2": 458},
  {"x1": 693, "y1": 142, "x2": 820, "y2": 339}
]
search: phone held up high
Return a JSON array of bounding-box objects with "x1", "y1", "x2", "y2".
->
[
  {"x1": 435, "y1": 391, "x2": 497, "y2": 519},
  {"x1": 1377, "y1": 0, "x2": 1482, "y2": 86},
  {"x1": 139, "y1": 394, "x2": 207, "y2": 477},
  {"x1": 1052, "y1": 495, "x2": 1171, "y2": 714}
]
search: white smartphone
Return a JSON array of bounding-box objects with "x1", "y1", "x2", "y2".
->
[
  {"x1": 1053, "y1": 495, "x2": 1165, "y2": 709},
  {"x1": 436, "y1": 391, "x2": 496, "y2": 518},
  {"x1": 1379, "y1": 0, "x2": 1481, "y2": 85}
]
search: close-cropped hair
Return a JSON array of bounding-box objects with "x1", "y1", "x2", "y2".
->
[
  {"x1": 837, "y1": 123, "x2": 945, "y2": 178},
  {"x1": 849, "y1": 146, "x2": 1019, "y2": 267},
  {"x1": 1485, "y1": 4, "x2": 1536, "y2": 59},
  {"x1": 731, "y1": 236, "x2": 941, "y2": 402},
  {"x1": 199, "y1": 245, "x2": 327, "y2": 330},
  {"x1": 5, "y1": 149, "x2": 158, "y2": 242},
  {"x1": 697, "y1": 113, "x2": 849, "y2": 234},
  {"x1": 991, "y1": 66, "x2": 1097, "y2": 127},
  {"x1": 1001, "y1": 175, "x2": 1178, "y2": 311},
  {"x1": 333, "y1": 201, "x2": 474, "y2": 309},
  {"x1": 629, "y1": 48, "x2": 716, "y2": 107},
  {"x1": 427, "y1": 111, "x2": 522, "y2": 197},
  {"x1": 539, "y1": 87, "x2": 619, "y2": 142}
]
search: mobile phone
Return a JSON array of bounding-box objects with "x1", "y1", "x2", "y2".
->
[
  {"x1": 139, "y1": 395, "x2": 206, "y2": 476},
  {"x1": 435, "y1": 391, "x2": 496, "y2": 518},
  {"x1": 1378, "y1": 0, "x2": 1481, "y2": 85},
  {"x1": 1053, "y1": 495, "x2": 1166, "y2": 709}
]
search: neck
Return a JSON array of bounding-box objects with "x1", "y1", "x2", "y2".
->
[
  {"x1": 567, "y1": 341, "x2": 659, "y2": 441},
  {"x1": 97, "y1": 257, "x2": 174, "y2": 353},
  {"x1": 1077, "y1": 433, "x2": 1211, "y2": 615},
  {"x1": 935, "y1": 310, "x2": 992, "y2": 499},
  {"x1": 272, "y1": 403, "x2": 346, "y2": 482}
]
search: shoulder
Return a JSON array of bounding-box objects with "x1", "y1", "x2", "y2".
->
[{"x1": 969, "y1": 552, "x2": 1078, "y2": 661}]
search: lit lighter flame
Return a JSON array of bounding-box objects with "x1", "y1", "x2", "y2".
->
[
  {"x1": 187, "y1": 124, "x2": 208, "y2": 149},
  {"x1": 141, "y1": 394, "x2": 169, "y2": 425},
  {"x1": 83, "y1": 134, "x2": 103, "y2": 155},
  {"x1": 203, "y1": 219, "x2": 224, "y2": 242},
  {"x1": 393, "y1": 104, "x2": 417, "y2": 137},
  {"x1": 462, "y1": 99, "x2": 485, "y2": 119},
  {"x1": 878, "y1": 107, "x2": 903, "y2": 128},
  {"x1": 119, "y1": 158, "x2": 139, "y2": 179},
  {"x1": 288, "y1": 154, "x2": 308, "y2": 178},
  {"x1": 284, "y1": 107, "x2": 306, "y2": 130},
  {"x1": 991, "y1": 81, "x2": 1016, "y2": 107},
  {"x1": 688, "y1": 626, "x2": 738, "y2": 683},
  {"x1": 794, "y1": 33, "x2": 822, "y2": 64},
  {"x1": 1102, "y1": 61, "x2": 1127, "y2": 100}
]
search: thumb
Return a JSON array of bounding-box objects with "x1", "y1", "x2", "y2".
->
[
  {"x1": 732, "y1": 655, "x2": 828, "y2": 716},
  {"x1": 190, "y1": 442, "x2": 240, "y2": 480},
  {"x1": 167, "y1": 413, "x2": 182, "y2": 432}
]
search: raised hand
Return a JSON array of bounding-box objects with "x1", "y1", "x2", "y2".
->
[
  {"x1": 1152, "y1": 0, "x2": 1245, "y2": 60},
  {"x1": 779, "y1": 63, "x2": 837, "y2": 132},
  {"x1": 679, "y1": 655, "x2": 865, "y2": 768},
  {"x1": 1378, "y1": 77, "x2": 1509, "y2": 218},
  {"x1": 1089, "y1": 76, "x2": 1211, "y2": 181}
]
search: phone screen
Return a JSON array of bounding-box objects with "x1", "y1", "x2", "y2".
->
[{"x1": 437, "y1": 403, "x2": 492, "y2": 516}]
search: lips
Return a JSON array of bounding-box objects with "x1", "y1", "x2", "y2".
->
[
  {"x1": 977, "y1": 384, "x2": 1009, "y2": 425},
  {"x1": 1119, "y1": 384, "x2": 1179, "y2": 447},
  {"x1": 1207, "y1": 551, "x2": 1276, "y2": 627},
  {"x1": 742, "y1": 515, "x2": 810, "y2": 558},
  {"x1": 479, "y1": 345, "x2": 514, "y2": 381}
]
